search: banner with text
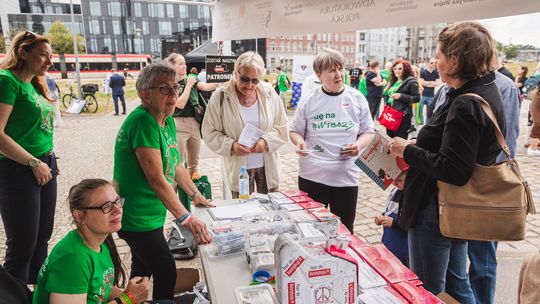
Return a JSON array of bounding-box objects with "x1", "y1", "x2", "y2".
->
[
  {"x1": 205, "y1": 55, "x2": 237, "y2": 83},
  {"x1": 212, "y1": 0, "x2": 540, "y2": 41}
]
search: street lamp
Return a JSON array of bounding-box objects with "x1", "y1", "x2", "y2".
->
[{"x1": 134, "y1": 27, "x2": 143, "y2": 71}]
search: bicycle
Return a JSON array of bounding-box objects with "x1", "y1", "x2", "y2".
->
[{"x1": 62, "y1": 82, "x2": 99, "y2": 113}]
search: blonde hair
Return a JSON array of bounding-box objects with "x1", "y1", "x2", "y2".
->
[
  {"x1": 313, "y1": 48, "x2": 345, "y2": 75},
  {"x1": 1, "y1": 31, "x2": 53, "y2": 101},
  {"x1": 233, "y1": 51, "x2": 266, "y2": 78},
  {"x1": 165, "y1": 52, "x2": 184, "y2": 66}
]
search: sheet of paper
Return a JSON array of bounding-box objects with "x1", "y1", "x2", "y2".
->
[
  {"x1": 346, "y1": 248, "x2": 387, "y2": 290},
  {"x1": 279, "y1": 203, "x2": 304, "y2": 211},
  {"x1": 358, "y1": 287, "x2": 406, "y2": 304},
  {"x1": 297, "y1": 222, "x2": 325, "y2": 238},
  {"x1": 208, "y1": 201, "x2": 266, "y2": 220},
  {"x1": 238, "y1": 123, "x2": 264, "y2": 148}
]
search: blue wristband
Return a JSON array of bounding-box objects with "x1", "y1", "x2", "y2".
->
[
  {"x1": 178, "y1": 212, "x2": 191, "y2": 223},
  {"x1": 252, "y1": 270, "x2": 271, "y2": 283}
]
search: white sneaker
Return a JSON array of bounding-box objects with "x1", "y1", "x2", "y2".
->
[{"x1": 527, "y1": 148, "x2": 540, "y2": 157}]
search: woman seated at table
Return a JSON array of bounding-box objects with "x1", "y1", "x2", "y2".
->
[
  {"x1": 33, "y1": 179, "x2": 150, "y2": 304},
  {"x1": 289, "y1": 48, "x2": 375, "y2": 233},
  {"x1": 113, "y1": 63, "x2": 213, "y2": 300},
  {"x1": 202, "y1": 51, "x2": 289, "y2": 197}
]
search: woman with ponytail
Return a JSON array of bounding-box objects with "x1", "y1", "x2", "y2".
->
[
  {"x1": 33, "y1": 179, "x2": 151, "y2": 304},
  {"x1": 0, "y1": 30, "x2": 58, "y2": 284}
]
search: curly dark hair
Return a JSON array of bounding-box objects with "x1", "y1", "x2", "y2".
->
[{"x1": 388, "y1": 59, "x2": 414, "y2": 86}]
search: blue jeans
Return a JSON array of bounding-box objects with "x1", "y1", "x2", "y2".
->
[
  {"x1": 408, "y1": 201, "x2": 475, "y2": 304},
  {"x1": 468, "y1": 241, "x2": 498, "y2": 304},
  {"x1": 113, "y1": 94, "x2": 126, "y2": 114},
  {"x1": 417, "y1": 96, "x2": 433, "y2": 125}
]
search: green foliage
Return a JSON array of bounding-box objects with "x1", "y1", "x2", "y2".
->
[
  {"x1": 504, "y1": 45, "x2": 519, "y2": 60},
  {"x1": 46, "y1": 20, "x2": 85, "y2": 54},
  {"x1": 0, "y1": 35, "x2": 5, "y2": 53}
]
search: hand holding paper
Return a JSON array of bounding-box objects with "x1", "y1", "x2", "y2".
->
[{"x1": 238, "y1": 123, "x2": 265, "y2": 148}]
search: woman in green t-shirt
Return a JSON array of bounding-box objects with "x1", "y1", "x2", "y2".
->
[
  {"x1": 166, "y1": 53, "x2": 217, "y2": 180},
  {"x1": 383, "y1": 60, "x2": 421, "y2": 139},
  {"x1": 0, "y1": 31, "x2": 58, "y2": 284},
  {"x1": 33, "y1": 179, "x2": 151, "y2": 304}
]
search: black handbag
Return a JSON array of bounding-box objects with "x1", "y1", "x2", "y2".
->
[
  {"x1": 193, "y1": 92, "x2": 208, "y2": 124},
  {"x1": 167, "y1": 219, "x2": 198, "y2": 260}
]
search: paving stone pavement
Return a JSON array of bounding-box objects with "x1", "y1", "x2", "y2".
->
[{"x1": 1, "y1": 98, "x2": 539, "y2": 302}]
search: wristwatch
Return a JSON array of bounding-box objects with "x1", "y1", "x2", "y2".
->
[{"x1": 28, "y1": 158, "x2": 41, "y2": 168}]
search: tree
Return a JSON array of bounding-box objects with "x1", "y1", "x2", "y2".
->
[
  {"x1": 0, "y1": 35, "x2": 5, "y2": 53},
  {"x1": 504, "y1": 45, "x2": 519, "y2": 60},
  {"x1": 46, "y1": 20, "x2": 85, "y2": 54}
]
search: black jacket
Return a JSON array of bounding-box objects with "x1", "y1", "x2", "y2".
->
[
  {"x1": 399, "y1": 72, "x2": 506, "y2": 229},
  {"x1": 390, "y1": 76, "x2": 421, "y2": 115}
]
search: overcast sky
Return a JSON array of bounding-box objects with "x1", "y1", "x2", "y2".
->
[{"x1": 478, "y1": 12, "x2": 540, "y2": 47}]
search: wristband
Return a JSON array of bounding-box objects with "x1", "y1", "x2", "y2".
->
[
  {"x1": 177, "y1": 212, "x2": 191, "y2": 223},
  {"x1": 113, "y1": 298, "x2": 124, "y2": 304},
  {"x1": 190, "y1": 191, "x2": 200, "y2": 200},
  {"x1": 179, "y1": 213, "x2": 193, "y2": 226},
  {"x1": 120, "y1": 292, "x2": 135, "y2": 304},
  {"x1": 123, "y1": 290, "x2": 137, "y2": 304}
]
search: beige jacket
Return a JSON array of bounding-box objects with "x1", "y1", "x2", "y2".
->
[
  {"x1": 518, "y1": 251, "x2": 540, "y2": 304},
  {"x1": 202, "y1": 80, "x2": 289, "y2": 191}
]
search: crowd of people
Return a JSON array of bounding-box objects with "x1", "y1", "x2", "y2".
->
[{"x1": 0, "y1": 21, "x2": 539, "y2": 303}]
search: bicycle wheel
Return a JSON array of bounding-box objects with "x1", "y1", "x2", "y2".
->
[
  {"x1": 84, "y1": 94, "x2": 98, "y2": 113},
  {"x1": 62, "y1": 94, "x2": 74, "y2": 109}
]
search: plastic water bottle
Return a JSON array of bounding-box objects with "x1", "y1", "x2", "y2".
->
[{"x1": 238, "y1": 166, "x2": 250, "y2": 203}]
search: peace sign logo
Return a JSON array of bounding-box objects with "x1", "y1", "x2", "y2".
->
[{"x1": 314, "y1": 286, "x2": 332, "y2": 303}]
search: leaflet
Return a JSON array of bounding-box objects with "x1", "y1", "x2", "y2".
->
[
  {"x1": 355, "y1": 130, "x2": 408, "y2": 190},
  {"x1": 238, "y1": 123, "x2": 265, "y2": 148}
]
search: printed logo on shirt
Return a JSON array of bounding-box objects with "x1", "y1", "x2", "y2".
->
[
  {"x1": 35, "y1": 93, "x2": 54, "y2": 133},
  {"x1": 96, "y1": 267, "x2": 115, "y2": 303},
  {"x1": 163, "y1": 127, "x2": 180, "y2": 185},
  {"x1": 342, "y1": 99, "x2": 351, "y2": 108},
  {"x1": 312, "y1": 111, "x2": 355, "y2": 130}
]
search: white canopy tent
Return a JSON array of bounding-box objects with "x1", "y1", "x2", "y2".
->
[{"x1": 211, "y1": 0, "x2": 540, "y2": 41}]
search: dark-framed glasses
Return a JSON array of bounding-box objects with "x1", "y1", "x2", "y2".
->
[
  {"x1": 393, "y1": 67, "x2": 403, "y2": 71},
  {"x1": 239, "y1": 75, "x2": 260, "y2": 85},
  {"x1": 78, "y1": 197, "x2": 124, "y2": 214},
  {"x1": 148, "y1": 84, "x2": 180, "y2": 96}
]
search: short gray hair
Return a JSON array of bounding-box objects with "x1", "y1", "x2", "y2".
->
[
  {"x1": 233, "y1": 51, "x2": 266, "y2": 78},
  {"x1": 135, "y1": 62, "x2": 178, "y2": 99},
  {"x1": 313, "y1": 48, "x2": 345, "y2": 75}
]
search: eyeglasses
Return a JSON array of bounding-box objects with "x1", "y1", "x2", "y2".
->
[
  {"x1": 239, "y1": 75, "x2": 260, "y2": 85},
  {"x1": 78, "y1": 197, "x2": 124, "y2": 214},
  {"x1": 393, "y1": 67, "x2": 403, "y2": 71},
  {"x1": 148, "y1": 84, "x2": 180, "y2": 96}
]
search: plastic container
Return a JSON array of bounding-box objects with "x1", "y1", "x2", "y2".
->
[{"x1": 235, "y1": 284, "x2": 279, "y2": 304}]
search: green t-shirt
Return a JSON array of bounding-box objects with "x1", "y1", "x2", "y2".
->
[
  {"x1": 359, "y1": 77, "x2": 367, "y2": 96},
  {"x1": 113, "y1": 105, "x2": 181, "y2": 232},
  {"x1": 0, "y1": 69, "x2": 54, "y2": 159},
  {"x1": 173, "y1": 76, "x2": 199, "y2": 118},
  {"x1": 33, "y1": 230, "x2": 114, "y2": 304},
  {"x1": 278, "y1": 71, "x2": 289, "y2": 92},
  {"x1": 344, "y1": 70, "x2": 350, "y2": 86},
  {"x1": 386, "y1": 81, "x2": 402, "y2": 104}
]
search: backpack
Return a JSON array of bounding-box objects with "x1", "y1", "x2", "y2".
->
[
  {"x1": 167, "y1": 219, "x2": 198, "y2": 260},
  {"x1": 0, "y1": 265, "x2": 32, "y2": 304}
]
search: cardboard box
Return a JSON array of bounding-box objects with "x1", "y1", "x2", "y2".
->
[{"x1": 174, "y1": 268, "x2": 200, "y2": 294}]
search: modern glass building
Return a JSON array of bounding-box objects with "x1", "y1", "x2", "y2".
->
[
  {"x1": 1, "y1": 0, "x2": 84, "y2": 39},
  {"x1": 81, "y1": 0, "x2": 212, "y2": 57}
]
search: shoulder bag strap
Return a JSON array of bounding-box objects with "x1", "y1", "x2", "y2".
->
[
  {"x1": 461, "y1": 93, "x2": 511, "y2": 159},
  {"x1": 462, "y1": 93, "x2": 536, "y2": 214}
]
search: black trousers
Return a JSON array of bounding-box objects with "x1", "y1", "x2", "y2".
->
[
  {"x1": 118, "y1": 228, "x2": 177, "y2": 300},
  {"x1": 366, "y1": 96, "x2": 383, "y2": 120},
  {"x1": 386, "y1": 113, "x2": 411, "y2": 140},
  {"x1": 298, "y1": 176, "x2": 358, "y2": 233},
  {"x1": 0, "y1": 152, "x2": 58, "y2": 284}
]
